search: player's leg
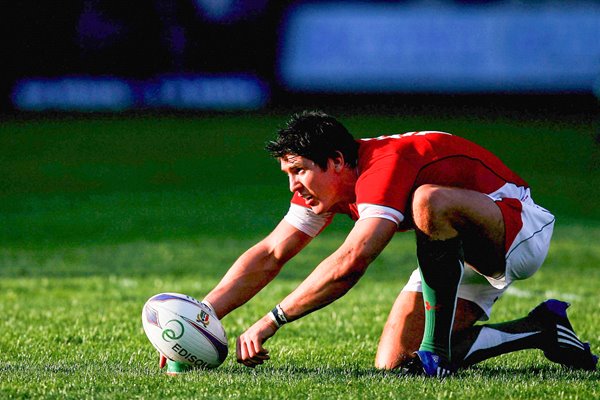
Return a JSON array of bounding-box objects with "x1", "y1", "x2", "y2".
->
[
  {"x1": 411, "y1": 185, "x2": 505, "y2": 371},
  {"x1": 452, "y1": 300, "x2": 598, "y2": 371},
  {"x1": 376, "y1": 290, "x2": 598, "y2": 372},
  {"x1": 387, "y1": 186, "x2": 596, "y2": 374},
  {"x1": 375, "y1": 290, "x2": 483, "y2": 370},
  {"x1": 455, "y1": 197, "x2": 596, "y2": 370}
]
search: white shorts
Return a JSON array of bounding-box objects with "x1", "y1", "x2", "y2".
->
[{"x1": 401, "y1": 192, "x2": 555, "y2": 320}]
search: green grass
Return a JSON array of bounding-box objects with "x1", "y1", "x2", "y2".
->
[{"x1": 1, "y1": 113, "x2": 599, "y2": 399}]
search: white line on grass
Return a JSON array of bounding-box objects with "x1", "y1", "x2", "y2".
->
[{"x1": 505, "y1": 287, "x2": 582, "y2": 302}]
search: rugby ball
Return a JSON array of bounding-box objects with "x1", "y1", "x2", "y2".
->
[{"x1": 141, "y1": 292, "x2": 228, "y2": 369}]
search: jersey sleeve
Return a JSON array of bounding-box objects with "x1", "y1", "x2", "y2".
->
[
  {"x1": 354, "y1": 148, "x2": 420, "y2": 221},
  {"x1": 284, "y1": 195, "x2": 333, "y2": 237},
  {"x1": 357, "y1": 203, "x2": 404, "y2": 226}
]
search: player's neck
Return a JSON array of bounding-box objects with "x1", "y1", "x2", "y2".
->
[{"x1": 338, "y1": 167, "x2": 358, "y2": 204}]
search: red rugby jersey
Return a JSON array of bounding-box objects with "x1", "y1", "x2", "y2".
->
[{"x1": 289, "y1": 131, "x2": 528, "y2": 232}]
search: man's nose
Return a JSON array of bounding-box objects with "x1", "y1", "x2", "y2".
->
[{"x1": 289, "y1": 175, "x2": 302, "y2": 193}]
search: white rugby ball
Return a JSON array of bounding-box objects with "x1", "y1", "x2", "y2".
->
[{"x1": 141, "y1": 292, "x2": 228, "y2": 369}]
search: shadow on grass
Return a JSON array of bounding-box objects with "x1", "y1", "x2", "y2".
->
[{"x1": 459, "y1": 363, "x2": 599, "y2": 379}]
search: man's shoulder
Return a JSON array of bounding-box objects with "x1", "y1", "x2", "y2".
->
[
  {"x1": 358, "y1": 131, "x2": 454, "y2": 154},
  {"x1": 357, "y1": 132, "x2": 450, "y2": 170}
]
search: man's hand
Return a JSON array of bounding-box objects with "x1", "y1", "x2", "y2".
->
[{"x1": 236, "y1": 315, "x2": 279, "y2": 368}]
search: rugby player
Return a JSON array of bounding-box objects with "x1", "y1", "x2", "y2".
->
[{"x1": 165, "y1": 111, "x2": 598, "y2": 377}]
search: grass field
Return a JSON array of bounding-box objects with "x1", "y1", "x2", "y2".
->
[{"x1": 1, "y1": 113, "x2": 599, "y2": 399}]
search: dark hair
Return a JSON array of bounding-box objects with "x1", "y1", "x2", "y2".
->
[{"x1": 265, "y1": 111, "x2": 359, "y2": 170}]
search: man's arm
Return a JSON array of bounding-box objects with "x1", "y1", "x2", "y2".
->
[
  {"x1": 280, "y1": 217, "x2": 397, "y2": 319},
  {"x1": 203, "y1": 219, "x2": 313, "y2": 319},
  {"x1": 236, "y1": 217, "x2": 397, "y2": 367}
]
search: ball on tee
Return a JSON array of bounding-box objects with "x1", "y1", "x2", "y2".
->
[{"x1": 141, "y1": 292, "x2": 228, "y2": 369}]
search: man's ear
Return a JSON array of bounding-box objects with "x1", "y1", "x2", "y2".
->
[{"x1": 332, "y1": 151, "x2": 345, "y2": 172}]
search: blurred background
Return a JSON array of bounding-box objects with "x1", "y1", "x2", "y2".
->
[{"x1": 2, "y1": 0, "x2": 600, "y2": 117}]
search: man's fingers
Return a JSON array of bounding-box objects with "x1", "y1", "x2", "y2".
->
[
  {"x1": 236, "y1": 336, "x2": 271, "y2": 368},
  {"x1": 254, "y1": 352, "x2": 270, "y2": 361},
  {"x1": 250, "y1": 341, "x2": 269, "y2": 359},
  {"x1": 236, "y1": 338, "x2": 249, "y2": 362}
]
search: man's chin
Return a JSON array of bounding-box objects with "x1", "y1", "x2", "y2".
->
[{"x1": 310, "y1": 204, "x2": 326, "y2": 215}]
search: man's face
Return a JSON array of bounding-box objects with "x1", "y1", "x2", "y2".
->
[{"x1": 280, "y1": 154, "x2": 344, "y2": 215}]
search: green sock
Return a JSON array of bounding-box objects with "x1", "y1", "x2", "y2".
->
[{"x1": 417, "y1": 236, "x2": 464, "y2": 361}]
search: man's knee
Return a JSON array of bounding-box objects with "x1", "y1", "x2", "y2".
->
[
  {"x1": 412, "y1": 184, "x2": 457, "y2": 237},
  {"x1": 375, "y1": 353, "x2": 410, "y2": 371},
  {"x1": 375, "y1": 291, "x2": 425, "y2": 370}
]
